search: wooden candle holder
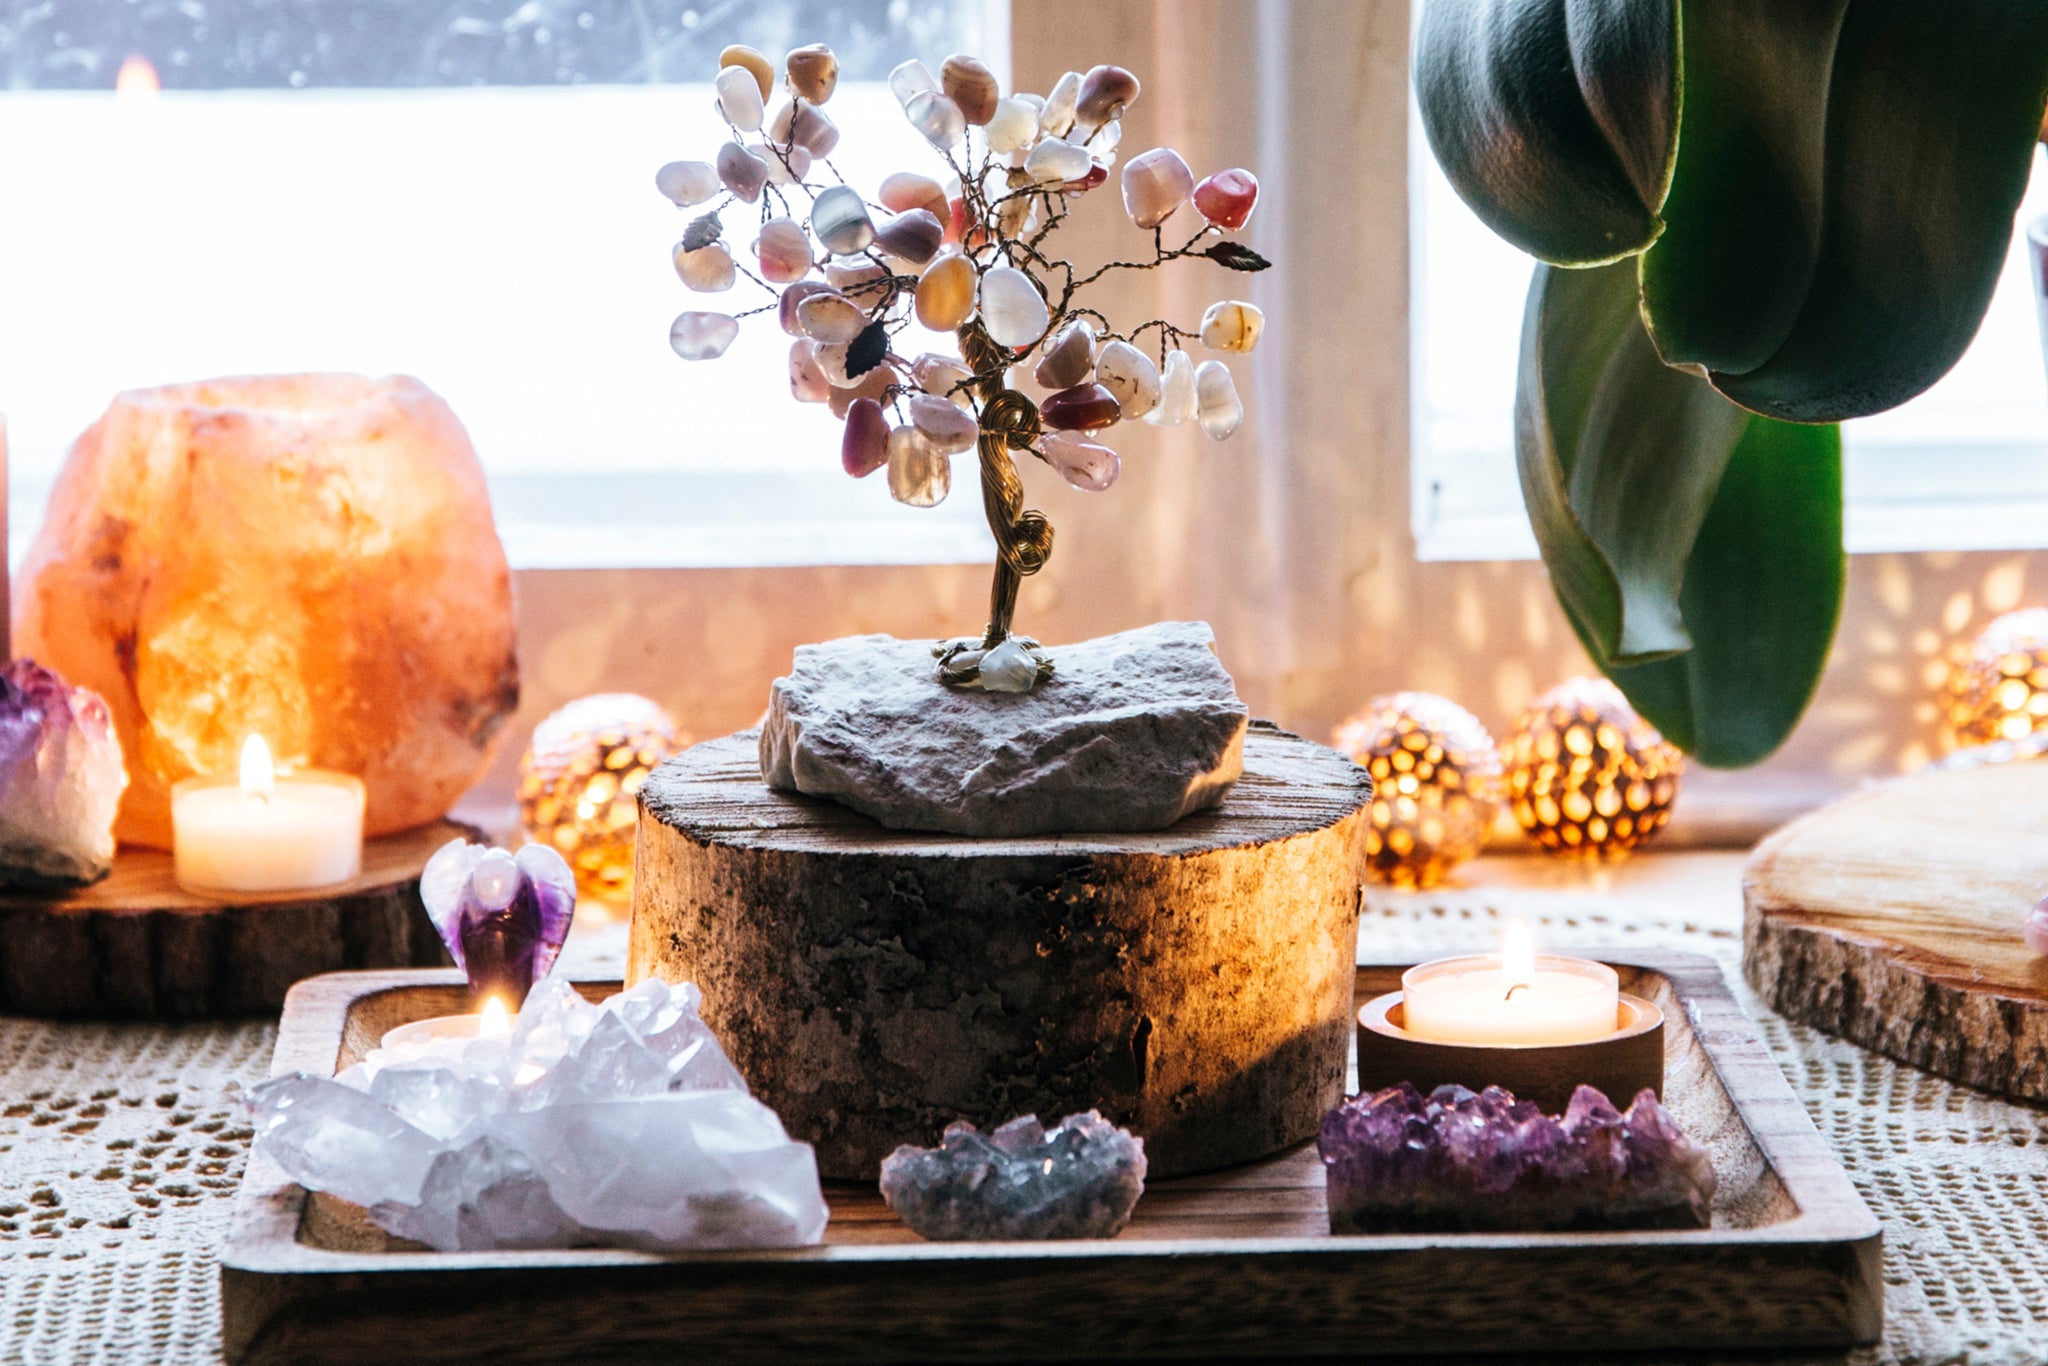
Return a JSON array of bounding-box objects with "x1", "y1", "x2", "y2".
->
[{"x1": 1355, "y1": 988, "x2": 1665, "y2": 1112}]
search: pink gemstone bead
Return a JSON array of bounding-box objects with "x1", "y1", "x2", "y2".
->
[
  {"x1": 1075, "y1": 64, "x2": 1140, "y2": 130},
  {"x1": 789, "y1": 340, "x2": 830, "y2": 403},
  {"x1": 879, "y1": 172, "x2": 949, "y2": 220},
  {"x1": 1038, "y1": 431, "x2": 1120, "y2": 492},
  {"x1": 778, "y1": 280, "x2": 836, "y2": 336},
  {"x1": 754, "y1": 217, "x2": 813, "y2": 285},
  {"x1": 1193, "y1": 168, "x2": 1259, "y2": 230},
  {"x1": 842, "y1": 398, "x2": 890, "y2": 478},
  {"x1": 1121, "y1": 148, "x2": 1195, "y2": 230},
  {"x1": 1040, "y1": 382, "x2": 1121, "y2": 432},
  {"x1": 2027, "y1": 898, "x2": 2048, "y2": 956},
  {"x1": 873, "y1": 209, "x2": 945, "y2": 268}
]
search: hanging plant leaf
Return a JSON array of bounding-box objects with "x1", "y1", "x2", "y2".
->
[
  {"x1": 1202, "y1": 242, "x2": 1272, "y2": 272},
  {"x1": 845, "y1": 319, "x2": 891, "y2": 379},
  {"x1": 681, "y1": 212, "x2": 724, "y2": 252},
  {"x1": 1518, "y1": 259, "x2": 1844, "y2": 764},
  {"x1": 1414, "y1": 0, "x2": 1679, "y2": 266}
]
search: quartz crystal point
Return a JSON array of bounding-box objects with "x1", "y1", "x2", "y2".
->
[
  {"x1": 1041, "y1": 382, "x2": 1121, "y2": 432},
  {"x1": 1194, "y1": 360, "x2": 1244, "y2": 440},
  {"x1": 1040, "y1": 70, "x2": 1082, "y2": 138},
  {"x1": 888, "y1": 425, "x2": 951, "y2": 507},
  {"x1": 979, "y1": 266, "x2": 1050, "y2": 349},
  {"x1": 889, "y1": 58, "x2": 937, "y2": 107},
  {"x1": 421, "y1": 838, "x2": 577, "y2": 1008},
  {"x1": 916, "y1": 253, "x2": 978, "y2": 331},
  {"x1": 907, "y1": 394, "x2": 979, "y2": 454},
  {"x1": 809, "y1": 185, "x2": 875, "y2": 256},
  {"x1": 672, "y1": 239, "x2": 736, "y2": 293},
  {"x1": 753, "y1": 217, "x2": 813, "y2": 284},
  {"x1": 906, "y1": 90, "x2": 967, "y2": 150},
  {"x1": 940, "y1": 54, "x2": 1001, "y2": 125},
  {"x1": 873, "y1": 208, "x2": 944, "y2": 267},
  {"x1": 880, "y1": 171, "x2": 949, "y2": 220},
  {"x1": 655, "y1": 159, "x2": 719, "y2": 207},
  {"x1": 670, "y1": 311, "x2": 740, "y2": 361},
  {"x1": 1094, "y1": 340, "x2": 1161, "y2": 420},
  {"x1": 985, "y1": 97, "x2": 1039, "y2": 154},
  {"x1": 1148, "y1": 349, "x2": 1198, "y2": 426},
  {"x1": 785, "y1": 43, "x2": 838, "y2": 104},
  {"x1": 0, "y1": 659, "x2": 127, "y2": 888},
  {"x1": 1194, "y1": 167, "x2": 1260, "y2": 230},
  {"x1": 715, "y1": 141, "x2": 768, "y2": 202},
  {"x1": 1121, "y1": 147, "x2": 1196, "y2": 230},
  {"x1": 842, "y1": 398, "x2": 889, "y2": 477},
  {"x1": 1038, "y1": 431, "x2": 1121, "y2": 491},
  {"x1": 246, "y1": 977, "x2": 829, "y2": 1253},
  {"x1": 1025, "y1": 138, "x2": 1093, "y2": 186},
  {"x1": 1200, "y1": 300, "x2": 1264, "y2": 353},
  {"x1": 714, "y1": 65, "x2": 765, "y2": 132},
  {"x1": 1319, "y1": 1082, "x2": 1717, "y2": 1235},
  {"x1": 1074, "y1": 64, "x2": 1140, "y2": 132},
  {"x1": 1034, "y1": 321, "x2": 1096, "y2": 390},
  {"x1": 880, "y1": 1112, "x2": 1147, "y2": 1241},
  {"x1": 719, "y1": 44, "x2": 775, "y2": 100}
]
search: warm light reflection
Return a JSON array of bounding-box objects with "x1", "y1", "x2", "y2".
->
[
  {"x1": 1501, "y1": 920, "x2": 1537, "y2": 993},
  {"x1": 239, "y1": 735, "x2": 275, "y2": 802},
  {"x1": 115, "y1": 54, "x2": 160, "y2": 98},
  {"x1": 480, "y1": 995, "x2": 511, "y2": 1038}
]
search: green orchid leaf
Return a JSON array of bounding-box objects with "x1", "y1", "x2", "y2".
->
[
  {"x1": 1520, "y1": 259, "x2": 1845, "y2": 764},
  {"x1": 1415, "y1": 0, "x2": 1679, "y2": 266}
]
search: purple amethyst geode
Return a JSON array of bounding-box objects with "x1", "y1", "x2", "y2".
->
[
  {"x1": 0, "y1": 659, "x2": 127, "y2": 887},
  {"x1": 880, "y1": 1112, "x2": 1147, "y2": 1241},
  {"x1": 1319, "y1": 1082, "x2": 1716, "y2": 1234},
  {"x1": 420, "y1": 839, "x2": 576, "y2": 1007}
]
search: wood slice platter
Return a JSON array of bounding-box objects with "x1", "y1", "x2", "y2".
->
[
  {"x1": 0, "y1": 820, "x2": 469, "y2": 1019},
  {"x1": 218, "y1": 954, "x2": 1881, "y2": 1364},
  {"x1": 1745, "y1": 759, "x2": 2048, "y2": 1102}
]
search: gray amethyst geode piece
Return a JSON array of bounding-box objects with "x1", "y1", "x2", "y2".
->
[
  {"x1": 0, "y1": 659, "x2": 127, "y2": 888},
  {"x1": 879, "y1": 1112, "x2": 1148, "y2": 1240},
  {"x1": 759, "y1": 621, "x2": 1249, "y2": 836},
  {"x1": 1319, "y1": 1082, "x2": 1716, "y2": 1234}
]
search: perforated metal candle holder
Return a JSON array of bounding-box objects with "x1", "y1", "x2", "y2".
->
[{"x1": 1356, "y1": 988, "x2": 1664, "y2": 1114}]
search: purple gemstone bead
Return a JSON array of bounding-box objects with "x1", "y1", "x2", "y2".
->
[
  {"x1": 421, "y1": 839, "x2": 577, "y2": 1008},
  {"x1": 1040, "y1": 382, "x2": 1122, "y2": 432}
]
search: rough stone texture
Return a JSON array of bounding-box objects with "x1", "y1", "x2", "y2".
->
[
  {"x1": 13, "y1": 373, "x2": 519, "y2": 848},
  {"x1": 759, "y1": 622, "x2": 1249, "y2": 837},
  {"x1": 631, "y1": 722, "x2": 1371, "y2": 1180}
]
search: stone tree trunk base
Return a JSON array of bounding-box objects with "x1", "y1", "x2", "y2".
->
[{"x1": 628, "y1": 721, "x2": 1372, "y2": 1180}]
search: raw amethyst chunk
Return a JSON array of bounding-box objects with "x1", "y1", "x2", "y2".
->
[
  {"x1": 420, "y1": 839, "x2": 576, "y2": 1007},
  {"x1": 880, "y1": 1111, "x2": 1147, "y2": 1240},
  {"x1": 0, "y1": 659, "x2": 127, "y2": 887},
  {"x1": 1318, "y1": 1082, "x2": 1715, "y2": 1234}
]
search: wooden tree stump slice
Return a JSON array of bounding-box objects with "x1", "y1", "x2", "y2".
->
[
  {"x1": 630, "y1": 721, "x2": 1372, "y2": 1180},
  {"x1": 0, "y1": 820, "x2": 469, "y2": 1019},
  {"x1": 1744, "y1": 759, "x2": 2048, "y2": 1101}
]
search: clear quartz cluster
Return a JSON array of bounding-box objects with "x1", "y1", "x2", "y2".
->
[
  {"x1": 0, "y1": 659, "x2": 128, "y2": 887},
  {"x1": 244, "y1": 977, "x2": 829, "y2": 1253},
  {"x1": 878, "y1": 1111, "x2": 1147, "y2": 1241},
  {"x1": 1318, "y1": 1082, "x2": 1716, "y2": 1235}
]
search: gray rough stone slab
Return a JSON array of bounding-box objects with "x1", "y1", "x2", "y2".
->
[{"x1": 758, "y1": 621, "x2": 1250, "y2": 836}]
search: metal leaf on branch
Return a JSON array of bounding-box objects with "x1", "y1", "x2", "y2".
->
[
  {"x1": 681, "y1": 212, "x2": 724, "y2": 253},
  {"x1": 1203, "y1": 242, "x2": 1271, "y2": 272},
  {"x1": 845, "y1": 320, "x2": 890, "y2": 380}
]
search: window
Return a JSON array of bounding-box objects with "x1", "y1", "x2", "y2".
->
[
  {"x1": 1412, "y1": 114, "x2": 2048, "y2": 562},
  {"x1": 0, "y1": 0, "x2": 1004, "y2": 569}
]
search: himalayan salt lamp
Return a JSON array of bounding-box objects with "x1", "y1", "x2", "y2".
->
[{"x1": 14, "y1": 373, "x2": 518, "y2": 849}]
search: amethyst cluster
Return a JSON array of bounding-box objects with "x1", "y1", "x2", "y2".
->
[
  {"x1": 880, "y1": 1111, "x2": 1147, "y2": 1241},
  {"x1": 1318, "y1": 1082, "x2": 1716, "y2": 1235},
  {"x1": 0, "y1": 659, "x2": 127, "y2": 887},
  {"x1": 420, "y1": 838, "x2": 576, "y2": 1006}
]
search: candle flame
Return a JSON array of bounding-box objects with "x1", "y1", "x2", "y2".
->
[
  {"x1": 115, "y1": 54, "x2": 160, "y2": 98},
  {"x1": 479, "y1": 995, "x2": 511, "y2": 1038},
  {"x1": 1501, "y1": 919, "x2": 1537, "y2": 996},
  {"x1": 239, "y1": 735, "x2": 276, "y2": 801}
]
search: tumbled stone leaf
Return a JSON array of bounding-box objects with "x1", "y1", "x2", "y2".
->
[
  {"x1": 845, "y1": 319, "x2": 891, "y2": 379},
  {"x1": 1203, "y1": 241, "x2": 1272, "y2": 272}
]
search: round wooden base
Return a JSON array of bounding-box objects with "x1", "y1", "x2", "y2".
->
[
  {"x1": 0, "y1": 820, "x2": 470, "y2": 1019},
  {"x1": 629, "y1": 721, "x2": 1373, "y2": 1181},
  {"x1": 1744, "y1": 759, "x2": 2048, "y2": 1103}
]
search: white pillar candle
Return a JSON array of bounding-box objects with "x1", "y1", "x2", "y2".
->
[
  {"x1": 1400, "y1": 921, "x2": 1620, "y2": 1045},
  {"x1": 172, "y1": 735, "x2": 365, "y2": 895}
]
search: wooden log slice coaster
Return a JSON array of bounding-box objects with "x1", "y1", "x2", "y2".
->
[
  {"x1": 0, "y1": 820, "x2": 470, "y2": 1019},
  {"x1": 631, "y1": 721, "x2": 1373, "y2": 1180},
  {"x1": 1744, "y1": 759, "x2": 2048, "y2": 1101}
]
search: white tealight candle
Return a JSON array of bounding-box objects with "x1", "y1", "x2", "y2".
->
[
  {"x1": 1399, "y1": 921, "x2": 1620, "y2": 1045},
  {"x1": 172, "y1": 735, "x2": 365, "y2": 895}
]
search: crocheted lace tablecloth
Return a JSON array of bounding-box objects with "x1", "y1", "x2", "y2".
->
[{"x1": 2, "y1": 853, "x2": 2044, "y2": 1365}]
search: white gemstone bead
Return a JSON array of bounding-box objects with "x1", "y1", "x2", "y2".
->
[
  {"x1": 979, "y1": 266, "x2": 1049, "y2": 349},
  {"x1": 796, "y1": 291, "x2": 868, "y2": 344},
  {"x1": 977, "y1": 637, "x2": 1040, "y2": 692},
  {"x1": 788, "y1": 339, "x2": 830, "y2": 402},
  {"x1": 1094, "y1": 340, "x2": 1161, "y2": 421},
  {"x1": 905, "y1": 91, "x2": 967, "y2": 150},
  {"x1": 913, "y1": 353, "x2": 976, "y2": 407},
  {"x1": 825, "y1": 256, "x2": 888, "y2": 291},
  {"x1": 1025, "y1": 138, "x2": 1092, "y2": 185},
  {"x1": 669, "y1": 311, "x2": 739, "y2": 360},
  {"x1": 714, "y1": 65, "x2": 764, "y2": 132},
  {"x1": 1194, "y1": 360, "x2": 1243, "y2": 440},
  {"x1": 1038, "y1": 431, "x2": 1120, "y2": 491},
  {"x1": 809, "y1": 185, "x2": 875, "y2": 256},
  {"x1": 887, "y1": 426, "x2": 951, "y2": 507},
  {"x1": 673, "y1": 239, "x2": 736, "y2": 292},
  {"x1": 985, "y1": 97, "x2": 1039, "y2": 155},
  {"x1": 1199, "y1": 300, "x2": 1264, "y2": 353},
  {"x1": 1147, "y1": 349, "x2": 1198, "y2": 426},
  {"x1": 907, "y1": 394, "x2": 979, "y2": 454},
  {"x1": 761, "y1": 143, "x2": 811, "y2": 185},
  {"x1": 1033, "y1": 321, "x2": 1096, "y2": 390},
  {"x1": 716, "y1": 142, "x2": 768, "y2": 203},
  {"x1": 890, "y1": 59, "x2": 937, "y2": 108},
  {"x1": 1040, "y1": 70, "x2": 1081, "y2": 138},
  {"x1": 1121, "y1": 147, "x2": 1195, "y2": 230},
  {"x1": 655, "y1": 160, "x2": 719, "y2": 206}
]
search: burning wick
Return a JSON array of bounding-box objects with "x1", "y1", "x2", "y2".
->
[
  {"x1": 479, "y1": 995, "x2": 511, "y2": 1038},
  {"x1": 239, "y1": 734, "x2": 276, "y2": 808},
  {"x1": 1500, "y1": 919, "x2": 1538, "y2": 1002}
]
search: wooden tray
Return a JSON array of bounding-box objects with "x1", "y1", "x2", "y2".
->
[
  {"x1": 220, "y1": 953, "x2": 1881, "y2": 1363},
  {"x1": 0, "y1": 820, "x2": 469, "y2": 1019},
  {"x1": 1745, "y1": 758, "x2": 2048, "y2": 1101}
]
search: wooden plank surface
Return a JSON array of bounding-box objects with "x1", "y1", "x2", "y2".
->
[
  {"x1": 219, "y1": 955, "x2": 1881, "y2": 1363},
  {"x1": 0, "y1": 820, "x2": 468, "y2": 1018},
  {"x1": 1743, "y1": 760, "x2": 2048, "y2": 1101}
]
